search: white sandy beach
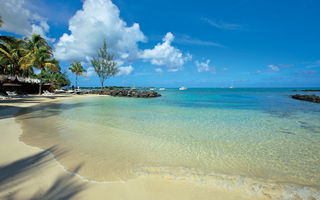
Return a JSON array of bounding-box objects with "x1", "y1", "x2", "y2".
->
[{"x1": 0, "y1": 94, "x2": 268, "y2": 200}]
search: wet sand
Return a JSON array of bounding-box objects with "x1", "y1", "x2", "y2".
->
[{"x1": 0, "y1": 94, "x2": 268, "y2": 200}]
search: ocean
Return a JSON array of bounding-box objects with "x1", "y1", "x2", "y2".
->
[{"x1": 17, "y1": 88, "x2": 320, "y2": 199}]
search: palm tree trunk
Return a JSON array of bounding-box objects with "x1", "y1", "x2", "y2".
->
[
  {"x1": 39, "y1": 70, "x2": 43, "y2": 95},
  {"x1": 76, "y1": 74, "x2": 78, "y2": 89},
  {"x1": 101, "y1": 81, "x2": 103, "y2": 90}
]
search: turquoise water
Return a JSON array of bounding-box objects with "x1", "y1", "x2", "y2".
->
[{"x1": 18, "y1": 88, "x2": 320, "y2": 199}]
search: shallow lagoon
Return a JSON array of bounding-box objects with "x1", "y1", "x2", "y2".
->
[{"x1": 18, "y1": 88, "x2": 320, "y2": 199}]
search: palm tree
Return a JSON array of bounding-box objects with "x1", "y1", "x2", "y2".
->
[
  {"x1": 20, "y1": 34, "x2": 58, "y2": 95},
  {"x1": 68, "y1": 61, "x2": 86, "y2": 89},
  {"x1": 0, "y1": 36, "x2": 30, "y2": 76}
]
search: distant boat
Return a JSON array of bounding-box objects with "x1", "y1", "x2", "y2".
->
[
  {"x1": 179, "y1": 86, "x2": 187, "y2": 90},
  {"x1": 159, "y1": 88, "x2": 165, "y2": 91},
  {"x1": 229, "y1": 86, "x2": 234, "y2": 89},
  {"x1": 150, "y1": 88, "x2": 155, "y2": 91}
]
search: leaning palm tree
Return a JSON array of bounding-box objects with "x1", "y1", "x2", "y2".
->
[
  {"x1": 20, "y1": 34, "x2": 58, "y2": 95},
  {"x1": 68, "y1": 61, "x2": 86, "y2": 89}
]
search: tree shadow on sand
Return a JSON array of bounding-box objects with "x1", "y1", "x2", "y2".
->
[
  {"x1": 0, "y1": 147, "x2": 88, "y2": 200},
  {"x1": 0, "y1": 99, "x2": 88, "y2": 120}
]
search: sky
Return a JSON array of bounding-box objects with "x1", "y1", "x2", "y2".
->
[{"x1": 0, "y1": 0, "x2": 320, "y2": 88}]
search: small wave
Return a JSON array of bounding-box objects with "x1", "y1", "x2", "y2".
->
[{"x1": 134, "y1": 166, "x2": 320, "y2": 200}]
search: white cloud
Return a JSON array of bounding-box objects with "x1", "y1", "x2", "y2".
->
[
  {"x1": 268, "y1": 64, "x2": 280, "y2": 72},
  {"x1": 86, "y1": 67, "x2": 96, "y2": 77},
  {"x1": 0, "y1": 0, "x2": 54, "y2": 41},
  {"x1": 117, "y1": 65, "x2": 133, "y2": 76},
  {"x1": 85, "y1": 65, "x2": 133, "y2": 78},
  {"x1": 195, "y1": 59, "x2": 217, "y2": 74},
  {"x1": 140, "y1": 32, "x2": 192, "y2": 72},
  {"x1": 54, "y1": 0, "x2": 146, "y2": 62},
  {"x1": 195, "y1": 59, "x2": 210, "y2": 72},
  {"x1": 155, "y1": 68, "x2": 163, "y2": 73},
  {"x1": 222, "y1": 67, "x2": 229, "y2": 71}
]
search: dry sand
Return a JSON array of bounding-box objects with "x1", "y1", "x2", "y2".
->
[{"x1": 0, "y1": 94, "x2": 267, "y2": 200}]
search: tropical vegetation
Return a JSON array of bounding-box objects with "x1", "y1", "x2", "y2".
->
[
  {"x1": 91, "y1": 40, "x2": 118, "y2": 89},
  {"x1": 0, "y1": 33, "x2": 70, "y2": 94},
  {"x1": 0, "y1": 34, "x2": 119, "y2": 94},
  {"x1": 69, "y1": 60, "x2": 86, "y2": 89}
]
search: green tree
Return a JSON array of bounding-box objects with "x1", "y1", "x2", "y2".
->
[
  {"x1": 68, "y1": 60, "x2": 86, "y2": 89},
  {"x1": 42, "y1": 70, "x2": 71, "y2": 89},
  {"x1": 20, "y1": 34, "x2": 58, "y2": 95},
  {"x1": 0, "y1": 36, "x2": 32, "y2": 76},
  {"x1": 52, "y1": 71, "x2": 71, "y2": 88},
  {"x1": 42, "y1": 60, "x2": 71, "y2": 89},
  {"x1": 90, "y1": 40, "x2": 118, "y2": 89}
]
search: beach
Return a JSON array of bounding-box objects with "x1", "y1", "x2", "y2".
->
[
  {"x1": 1, "y1": 0, "x2": 320, "y2": 198},
  {"x1": 0, "y1": 94, "x2": 270, "y2": 200}
]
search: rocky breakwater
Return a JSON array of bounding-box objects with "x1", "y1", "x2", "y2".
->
[
  {"x1": 291, "y1": 94, "x2": 320, "y2": 103},
  {"x1": 82, "y1": 89, "x2": 161, "y2": 98}
]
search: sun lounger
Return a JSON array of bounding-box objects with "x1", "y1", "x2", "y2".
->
[
  {"x1": 6, "y1": 91, "x2": 17, "y2": 96},
  {"x1": 55, "y1": 89, "x2": 66, "y2": 94},
  {"x1": 43, "y1": 90, "x2": 53, "y2": 95},
  {"x1": 0, "y1": 95, "x2": 10, "y2": 100}
]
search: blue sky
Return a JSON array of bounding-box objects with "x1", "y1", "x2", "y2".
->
[{"x1": 1, "y1": 0, "x2": 320, "y2": 88}]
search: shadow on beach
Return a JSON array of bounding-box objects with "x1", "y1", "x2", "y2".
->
[
  {"x1": 0, "y1": 147, "x2": 87, "y2": 200},
  {"x1": 0, "y1": 95, "x2": 87, "y2": 120}
]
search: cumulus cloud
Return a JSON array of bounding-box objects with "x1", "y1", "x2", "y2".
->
[
  {"x1": 195, "y1": 59, "x2": 215, "y2": 74},
  {"x1": 0, "y1": 0, "x2": 54, "y2": 41},
  {"x1": 155, "y1": 68, "x2": 163, "y2": 73},
  {"x1": 54, "y1": 0, "x2": 192, "y2": 72},
  {"x1": 140, "y1": 32, "x2": 192, "y2": 72},
  {"x1": 85, "y1": 66, "x2": 96, "y2": 77},
  {"x1": 54, "y1": 0, "x2": 146, "y2": 62},
  {"x1": 268, "y1": 64, "x2": 280, "y2": 72},
  {"x1": 117, "y1": 65, "x2": 133, "y2": 76}
]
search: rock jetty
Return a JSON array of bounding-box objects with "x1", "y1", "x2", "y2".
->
[
  {"x1": 82, "y1": 89, "x2": 161, "y2": 98},
  {"x1": 301, "y1": 89, "x2": 320, "y2": 92},
  {"x1": 291, "y1": 94, "x2": 320, "y2": 103}
]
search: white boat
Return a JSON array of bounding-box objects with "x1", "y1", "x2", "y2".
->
[
  {"x1": 229, "y1": 86, "x2": 234, "y2": 89},
  {"x1": 159, "y1": 88, "x2": 165, "y2": 91},
  {"x1": 179, "y1": 86, "x2": 187, "y2": 90},
  {"x1": 150, "y1": 88, "x2": 155, "y2": 91}
]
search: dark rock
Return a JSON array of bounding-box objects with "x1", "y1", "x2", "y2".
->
[
  {"x1": 291, "y1": 94, "x2": 320, "y2": 103},
  {"x1": 301, "y1": 89, "x2": 320, "y2": 92},
  {"x1": 81, "y1": 89, "x2": 161, "y2": 98}
]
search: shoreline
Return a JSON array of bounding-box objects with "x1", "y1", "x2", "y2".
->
[{"x1": 0, "y1": 94, "x2": 305, "y2": 200}]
